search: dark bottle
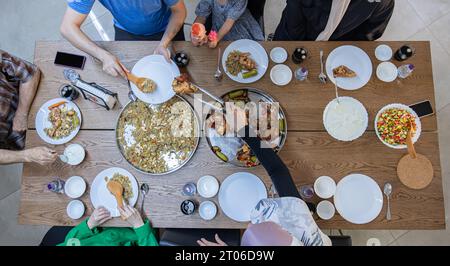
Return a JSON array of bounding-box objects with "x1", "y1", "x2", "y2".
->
[
  {"x1": 59, "y1": 84, "x2": 79, "y2": 101},
  {"x1": 180, "y1": 199, "x2": 197, "y2": 215},
  {"x1": 394, "y1": 45, "x2": 414, "y2": 61},
  {"x1": 292, "y1": 47, "x2": 308, "y2": 64},
  {"x1": 173, "y1": 51, "x2": 190, "y2": 68}
]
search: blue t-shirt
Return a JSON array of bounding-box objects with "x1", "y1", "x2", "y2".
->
[{"x1": 67, "y1": 0, "x2": 179, "y2": 36}]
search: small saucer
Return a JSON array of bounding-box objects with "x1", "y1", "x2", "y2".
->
[
  {"x1": 377, "y1": 62, "x2": 397, "y2": 82},
  {"x1": 270, "y1": 47, "x2": 288, "y2": 64},
  {"x1": 375, "y1": 44, "x2": 393, "y2": 61},
  {"x1": 270, "y1": 64, "x2": 292, "y2": 86}
]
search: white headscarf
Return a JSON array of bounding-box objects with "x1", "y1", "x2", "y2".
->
[
  {"x1": 250, "y1": 197, "x2": 332, "y2": 246},
  {"x1": 316, "y1": 0, "x2": 352, "y2": 41}
]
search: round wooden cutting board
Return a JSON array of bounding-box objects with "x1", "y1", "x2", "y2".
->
[{"x1": 397, "y1": 153, "x2": 434, "y2": 190}]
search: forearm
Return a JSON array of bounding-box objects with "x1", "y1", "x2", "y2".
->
[
  {"x1": 160, "y1": 7, "x2": 187, "y2": 47},
  {"x1": 60, "y1": 22, "x2": 109, "y2": 61},
  {"x1": 217, "y1": 19, "x2": 234, "y2": 41},
  {"x1": 0, "y1": 150, "x2": 28, "y2": 164},
  {"x1": 194, "y1": 16, "x2": 206, "y2": 24},
  {"x1": 16, "y1": 68, "x2": 40, "y2": 116},
  {"x1": 241, "y1": 126, "x2": 300, "y2": 198}
]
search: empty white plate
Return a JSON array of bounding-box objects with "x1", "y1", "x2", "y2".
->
[
  {"x1": 375, "y1": 44, "x2": 393, "y2": 61},
  {"x1": 67, "y1": 200, "x2": 85, "y2": 220},
  {"x1": 270, "y1": 64, "x2": 292, "y2": 86},
  {"x1": 65, "y1": 176, "x2": 86, "y2": 199},
  {"x1": 199, "y1": 201, "x2": 217, "y2": 221},
  {"x1": 376, "y1": 62, "x2": 397, "y2": 82},
  {"x1": 197, "y1": 175, "x2": 219, "y2": 198},
  {"x1": 130, "y1": 54, "x2": 180, "y2": 105},
  {"x1": 219, "y1": 172, "x2": 267, "y2": 222},
  {"x1": 334, "y1": 173, "x2": 383, "y2": 224},
  {"x1": 270, "y1": 47, "x2": 288, "y2": 64},
  {"x1": 326, "y1": 45, "x2": 373, "y2": 90}
]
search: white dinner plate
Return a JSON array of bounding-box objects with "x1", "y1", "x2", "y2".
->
[
  {"x1": 35, "y1": 98, "x2": 82, "y2": 145},
  {"x1": 130, "y1": 54, "x2": 180, "y2": 105},
  {"x1": 334, "y1": 173, "x2": 383, "y2": 224},
  {"x1": 219, "y1": 172, "x2": 267, "y2": 222},
  {"x1": 90, "y1": 167, "x2": 139, "y2": 217},
  {"x1": 222, "y1": 39, "x2": 268, "y2": 83},
  {"x1": 323, "y1": 96, "x2": 368, "y2": 142},
  {"x1": 326, "y1": 45, "x2": 373, "y2": 90}
]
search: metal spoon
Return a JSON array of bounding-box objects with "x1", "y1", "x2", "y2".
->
[
  {"x1": 214, "y1": 47, "x2": 223, "y2": 81},
  {"x1": 333, "y1": 75, "x2": 340, "y2": 104},
  {"x1": 383, "y1": 183, "x2": 392, "y2": 220},
  {"x1": 140, "y1": 183, "x2": 149, "y2": 214},
  {"x1": 319, "y1": 50, "x2": 327, "y2": 84}
]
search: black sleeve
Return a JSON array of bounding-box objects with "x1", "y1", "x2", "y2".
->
[
  {"x1": 345, "y1": 0, "x2": 395, "y2": 41},
  {"x1": 273, "y1": 0, "x2": 307, "y2": 40},
  {"x1": 241, "y1": 126, "x2": 316, "y2": 212}
]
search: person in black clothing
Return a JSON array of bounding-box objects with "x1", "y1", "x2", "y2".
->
[
  {"x1": 274, "y1": 0, "x2": 395, "y2": 41},
  {"x1": 198, "y1": 106, "x2": 327, "y2": 246}
]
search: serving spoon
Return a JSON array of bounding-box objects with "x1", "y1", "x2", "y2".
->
[
  {"x1": 119, "y1": 63, "x2": 155, "y2": 93},
  {"x1": 107, "y1": 180, "x2": 124, "y2": 208}
]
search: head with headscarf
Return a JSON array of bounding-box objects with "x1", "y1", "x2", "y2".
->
[{"x1": 242, "y1": 197, "x2": 332, "y2": 246}]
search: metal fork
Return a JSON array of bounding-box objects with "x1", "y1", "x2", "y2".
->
[{"x1": 319, "y1": 50, "x2": 327, "y2": 84}]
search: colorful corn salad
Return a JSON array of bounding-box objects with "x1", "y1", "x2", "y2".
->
[{"x1": 377, "y1": 108, "x2": 417, "y2": 145}]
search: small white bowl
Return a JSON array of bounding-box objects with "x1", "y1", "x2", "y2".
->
[
  {"x1": 199, "y1": 201, "x2": 217, "y2": 221},
  {"x1": 377, "y1": 62, "x2": 397, "y2": 82},
  {"x1": 270, "y1": 64, "x2": 292, "y2": 86},
  {"x1": 64, "y1": 144, "x2": 85, "y2": 166},
  {"x1": 375, "y1": 44, "x2": 393, "y2": 61},
  {"x1": 66, "y1": 200, "x2": 85, "y2": 220},
  {"x1": 314, "y1": 176, "x2": 336, "y2": 199},
  {"x1": 64, "y1": 176, "x2": 86, "y2": 199},
  {"x1": 317, "y1": 200, "x2": 335, "y2": 220},
  {"x1": 270, "y1": 47, "x2": 288, "y2": 64},
  {"x1": 197, "y1": 175, "x2": 219, "y2": 198}
]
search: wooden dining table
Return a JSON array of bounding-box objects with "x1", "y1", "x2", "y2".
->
[{"x1": 19, "y1": 40, "x2": 444, "y2": 230}]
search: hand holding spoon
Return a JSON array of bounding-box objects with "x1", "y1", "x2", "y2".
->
[{"x1": 119, "y1": 63, "x2": 156, "y2": 93}]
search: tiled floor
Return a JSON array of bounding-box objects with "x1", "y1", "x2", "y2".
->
[{"x1": 0, "y1": 0, "x2": 449, "y2": 246}]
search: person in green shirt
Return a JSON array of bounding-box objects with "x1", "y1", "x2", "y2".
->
[{"x1": 59, "y1": 204, "x2": 158, "y2": 246}]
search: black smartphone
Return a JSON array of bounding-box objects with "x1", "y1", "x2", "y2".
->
[
  {"x1": 409, "y1": 100, "x2": 434, "y2": 118},
  {"x1": 54, "y1": 51, "x2": 86, "y2": 69}
]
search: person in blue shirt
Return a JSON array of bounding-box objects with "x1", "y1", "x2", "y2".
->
[{"x1": 60, "y1": 0, "x2": 187, "y2": 78}]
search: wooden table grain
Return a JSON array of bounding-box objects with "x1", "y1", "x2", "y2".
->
[{"x1": 20, "y1": 41, "x2": 444, "y2": 229}]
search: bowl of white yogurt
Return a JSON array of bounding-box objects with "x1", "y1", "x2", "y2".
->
[
  {"x1": 323, "y1": 96, "x2": 368, "y2": 142},
  {"x1": 63, "y1": 144, "x2": 85, "y2": 166}
]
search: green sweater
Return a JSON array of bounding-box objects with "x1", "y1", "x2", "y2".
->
[{"x1": 58, "y1": 219, "x2": 159, "y2": 246}]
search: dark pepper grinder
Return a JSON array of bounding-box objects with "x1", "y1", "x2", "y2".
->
[{"x1": 292, "y1": 47, "x2": 308, "y2": 64}]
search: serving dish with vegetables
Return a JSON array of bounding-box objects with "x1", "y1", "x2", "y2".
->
[
  {"x1": 116, "y1": 96, "x2": 200, "y2": 175},
  {"x1": 375, "y1": 103, "x2": 421, "y2": 149},
  {"x1": 205, "y1": 88, "x2": 287, "y2": 168}
]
